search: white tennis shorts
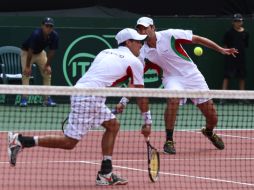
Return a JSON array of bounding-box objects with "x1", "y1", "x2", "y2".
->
[
  {"x1": 64, "y1": 96, "x2": 115, "y2": 140},
  {"x1": 163, "y1": 73, "x2": 210, "y2": 105}
]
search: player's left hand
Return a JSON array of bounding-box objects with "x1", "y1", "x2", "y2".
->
[
  {"x1": 114, "y1": 103, "x2": 125, "y2": 114},
  {"x1": 141, "y1": 124, "x2": 151, "y2": 138}
]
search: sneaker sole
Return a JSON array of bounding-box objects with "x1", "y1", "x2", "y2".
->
[
  {"x1": 211, "y1": 141, "x2": 225, "y2": 150},
  {"x1": 201, "y1": 129, "x2": 225, "y2": 150},
  {"x1": 9, "y1": 146, "x2": 21, "y2": 166},
  {"x1": 96, "y1": 181, "x2": 128, "y2": 186},
  {"x1": 163, "y1": 150, "x2": 176, "y2": 154}
]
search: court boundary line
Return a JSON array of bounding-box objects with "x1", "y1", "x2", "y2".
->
[{"x1": 1, "y1": 129, "x2": 253, "y2": 140}]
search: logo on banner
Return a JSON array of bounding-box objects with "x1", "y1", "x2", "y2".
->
[{"x1": 63, "y1": 35, "x2": 113, "y2": 86}]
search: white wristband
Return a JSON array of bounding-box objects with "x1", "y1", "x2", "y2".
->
[
  {"x1": 141, "y1": 110, "x2": 152, "y2": 125},
  {"x1": 119, "y1": 97, "x2": 129, "y2": 107}
]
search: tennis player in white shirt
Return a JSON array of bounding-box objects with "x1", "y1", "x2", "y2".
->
[
  {"x1": 8, "y1": 28, "x2": 152, "y2": 186},
  {"x1": 136, "y1": 17, "x2": 238, "y2": 154}
]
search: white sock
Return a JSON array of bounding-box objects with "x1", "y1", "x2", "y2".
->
[
  {"x1": 103, "y1": 155, "x2": 112, "y2": 161},
  {"x1": 33, "y1": 136, "x2": 39, "y2": 146}
]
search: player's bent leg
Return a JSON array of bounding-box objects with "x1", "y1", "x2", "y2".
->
[
  {"x1": 197, "y1": 99, "x2": 218, "y2": 129},
  {"x1": 163, "y1": 98, "x2": 180, "y2": 154},
  {"x1": 197, "y1": 100, "x2": 224, "y2": 150},
  {"x1": 96, "y1": 120, "x2": 127, "y2": 185},
  {"x1": 8, "y1": 132, "x2": 79, "y2": 166},
  {"x1": 101, "y1": 119, "x2": 120, "y2": 156},
  {"x1": 37, "y1": 135, "x2": 79, "y2": 149}
]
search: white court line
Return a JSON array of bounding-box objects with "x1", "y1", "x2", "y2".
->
[
  {"x1": 186, "y1": 130, "x2": 254, "y2": 140},
  {"x1": 0, "y1": 159, "x2": 253, "y2": 187},
  {"x1": 0, "y1": 157, "x2": 253, "y2": 164}
]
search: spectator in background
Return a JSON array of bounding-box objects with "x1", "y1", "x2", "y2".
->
[
  {"x1": 20, "y1": 17, "x2": 59, "y2": 107},
  {"x1": 221, "y1": 13, "x2": 249, "y2": 93}
]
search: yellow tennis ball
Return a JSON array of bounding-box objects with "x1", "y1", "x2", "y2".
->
[{"x1": 194, "y1": 47, "x2": 203, "y2": 56}]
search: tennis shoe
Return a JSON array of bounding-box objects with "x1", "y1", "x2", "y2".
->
[
  {"x1": 8, "y1": 132, "x2": 22, "y2": 166},
  {"x1": 20, "y1": 98, "x2": 27, "y2": 107},
  {"x1": 201, "y1": 128, "x2": 225, "y2": 150},
  {"x1": 163, "y1": 140, "x2": 176, "y2": 154},
  {"x1": 43, "y1": 97, "x2": 56, "y2": 107},
  {"x1": 96, "y1": 172, "x2": 128, "y2": 185}
]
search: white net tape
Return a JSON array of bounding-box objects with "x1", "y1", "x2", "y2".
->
[{"x1": 0, "y1": 84, "x2": 254, "y2": 99}]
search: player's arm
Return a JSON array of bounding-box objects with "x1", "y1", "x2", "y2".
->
[
  {"x1": 134, "y1": 84, "x2": 152, "y2": 138},
  {"x1": 192, "y1": 35, "x2": 238, "y2": 57},
  {"x1": 115, "y1": 96, "x2": 130, "y2": 114},
  {"x1": 114, "y1": 84, "x2": 152, "y2": 136}
]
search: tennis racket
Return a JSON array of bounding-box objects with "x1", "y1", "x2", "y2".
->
[
  {"x1": 61, "y1": 116, "x2": 68, "y2": 133},
  {"x1": 114, "y1": 109, "x2": 160, "y2": 181},
  {"x1": 146, "y1": 137, "x2": 160, "y2": 182}
]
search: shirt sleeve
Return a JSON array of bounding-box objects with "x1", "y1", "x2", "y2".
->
[{"x1": 169, "y1": 29, "x2": 193, "y2": 41}]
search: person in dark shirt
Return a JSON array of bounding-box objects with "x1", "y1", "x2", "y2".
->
[
  {"x1": 20, "y1": 17, "x2": 59, "y2": 107},
  {"x1": 221, "y1": 13, "x2": 249, "y2": 93}
]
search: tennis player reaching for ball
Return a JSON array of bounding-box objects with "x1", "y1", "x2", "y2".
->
[
  {"x1": 7, "y1": 28, "x2": 152, "y2": 186},
  {"x1": 136, "y1": 17, "x2": 238, "y2": 154}
]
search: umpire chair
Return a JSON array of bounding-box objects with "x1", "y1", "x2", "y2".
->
[{"x1": 0, "y1": 46, "x2": 37, "y2": 84}]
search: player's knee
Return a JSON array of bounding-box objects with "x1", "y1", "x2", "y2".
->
[
  {"x1": 64, "y1": 143, "x2": 76, "y2": 150},
  {"x1": 107, "y1": 120, "x2": 120, "y2": 134},
  {"x1": 63, "y1": 138, "x2": 78, "y2": 150}
]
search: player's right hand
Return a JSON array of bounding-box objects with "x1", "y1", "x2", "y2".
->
[{"x1": 141, "y1": 124, "x2": 151, "y2": 138}]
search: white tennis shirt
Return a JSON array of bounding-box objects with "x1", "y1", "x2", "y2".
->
[
  {"x1": 75, "y1": 46, "x2": 144, "y2": 87},
  {"x1": 140, "y1": 29, "x2": 202, "y2": 78}
]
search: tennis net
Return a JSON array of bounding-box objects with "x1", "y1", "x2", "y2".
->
[{"x1": 0, "y1": 84, "x2": 253, "y2": 190}]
